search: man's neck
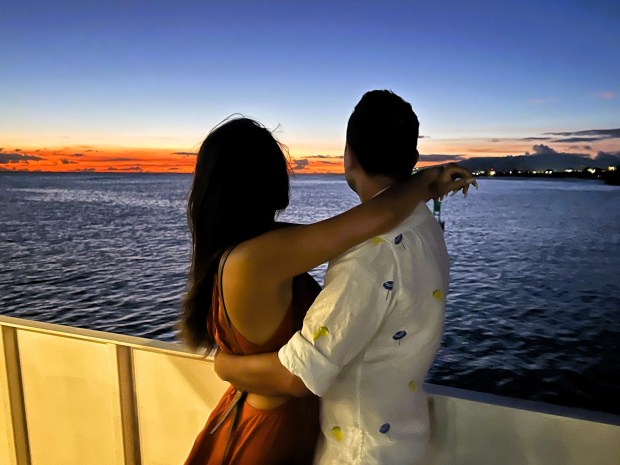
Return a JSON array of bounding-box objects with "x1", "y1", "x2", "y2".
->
[{"x1": 357, "y1": 175, "x2": 396, "y2": 202}]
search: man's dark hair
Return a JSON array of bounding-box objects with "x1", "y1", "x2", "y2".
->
[{"x1": 346, "y1": 89, "x2": 420, "y2": 181}]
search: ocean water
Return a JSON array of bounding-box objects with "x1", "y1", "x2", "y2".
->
[{"x1": 1, "y1": 172, "x2": 619, "y2": 415}]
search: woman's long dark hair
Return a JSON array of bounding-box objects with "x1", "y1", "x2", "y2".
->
[{"x1": 181, "y1": 118, "x2": 290, "y2": 350}]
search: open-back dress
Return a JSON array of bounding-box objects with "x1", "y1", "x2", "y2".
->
[{"x1": 184, "y1": 264, "x2": 321, "y2": 465}]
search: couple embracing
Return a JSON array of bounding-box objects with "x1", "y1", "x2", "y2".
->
[{"x1": 181, "y1": 90, "x2": 475, "y2": 465}]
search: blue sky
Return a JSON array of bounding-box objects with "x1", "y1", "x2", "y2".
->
[{"x1": 1, "y1": 0, "x2": 619, "y2": 171}]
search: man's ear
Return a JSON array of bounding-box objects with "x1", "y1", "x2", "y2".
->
[{"x1": 344, "y1": 143, "x2": 358, "y2": 171}]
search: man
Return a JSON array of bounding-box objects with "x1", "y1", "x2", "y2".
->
[{"x1": 216, "y1": 90, "x2": 462, "y2": 464}]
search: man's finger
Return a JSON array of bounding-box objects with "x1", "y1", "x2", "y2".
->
[{"x1": 442, "y1": 164, "x2": 473, "y2": 181}]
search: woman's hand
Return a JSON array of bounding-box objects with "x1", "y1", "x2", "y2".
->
[
  {"x1": 415, "y1": 163, "x2": 477, "y2": 201},
  {"x1": 213, "y1": 347, "x2": 229, "y2": 381}
]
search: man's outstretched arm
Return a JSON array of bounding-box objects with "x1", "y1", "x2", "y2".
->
[{"x1": 214, "y1": 350, "x2": 312, "y2": 397}]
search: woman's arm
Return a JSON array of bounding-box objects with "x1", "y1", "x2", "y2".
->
[{"x1": 234, "y1": 164, "x2": 474, "y2": 282}]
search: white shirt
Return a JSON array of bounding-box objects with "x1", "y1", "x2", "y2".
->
[{"x1": 279, "y1": 203, "x2": 449, "y2": 465}]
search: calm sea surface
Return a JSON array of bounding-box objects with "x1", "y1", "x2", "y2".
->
[{"x1": 1, "y1": 172, "x2": 619, "y2": 415}]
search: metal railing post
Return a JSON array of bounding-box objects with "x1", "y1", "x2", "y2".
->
[{"x1": 1, "y1": 325, "x2": 31, "y2": 465}]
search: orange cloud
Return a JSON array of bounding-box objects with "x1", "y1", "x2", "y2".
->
[
  {"x1": 0, "y1": 146, "x2": 197, "y2": 173},
  {"x1": 0, "y1": 145, "x2": 348, "y2": 174},
  {"x1": 289, "y1": 155, "x2": 344, "y2": 174},
  {"x1": 4, "y1": 131, "x2": 617, "y2": 175}
]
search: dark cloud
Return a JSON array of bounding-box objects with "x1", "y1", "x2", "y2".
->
[
  {"x1": 530, "y1": 144, "x2": 557, "y2": 155},
  {"x1": 78, "y1": 168, "x2": 96, "y2": 172},
  {"x1": 546, "y1": 128, "x2": 620, "y2": 137},
  {"x1": 552, "y1": 137, "x2": 602, "y2": 143},
  {"x1": 489, "y1": 136, "x2": 553, "y2": 142},
  {"x1": 106, "y1": 157, "x2": 140, "y2": 162},
  {"x1": 544, "y1": 128, "x2": 620, "y2": 142},
  {"x1": 292, "y1": 159, "x2": 309, "y2": 170},
  {"x1": 288, "y1": 155, "x2": 344, "y2": 170},
  {"x1": 15, "y1": 148, "x2": 21, "y2": 152},
  {"x1": 419, "y1": 154, "x2": 465, "y2": 162},
  {"x1": 316, "y1": 160, "x2": 340, "y2": 165},
  {"x1": 171, "y1": 151, "x2": 196, "y2": 156},
  {"x1": 61, "y1": 159, "x2": 77, "y2": 165},
  {"x1": 71, "y1": 153, "x2": 84, "y2": 157},
  {"x1": 418, "y1": 135, "x2": 430, "y2": 139},
  {"x1": 460, "y1": 145, "x2": 609, "y2": 171},
  {"x1": 107, "y1": 165, "x2": 143, "y2": 172},
  {"x1": 0, "y1": 153, "x2": 45, "y2": 164},
  {"x1": 594, "y1": 151, "x2": 620, "y2": 165}
]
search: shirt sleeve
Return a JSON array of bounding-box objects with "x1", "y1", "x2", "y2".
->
[{"x1": 278, "y1": 241, "x2": 398, "y2": 396}]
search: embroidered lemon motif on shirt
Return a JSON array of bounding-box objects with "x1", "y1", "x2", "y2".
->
[
  {"x1": 371, "y1": 237, "x2": 384, "y2": 245},
  {"x1": 408, "y1": 380, "x2": 417, "y2": 392},
  {"x1": 432, "y1": 289, "x2": 444, "y2": 300},
  {"x1": 312, "y1": 326, "x2": 330, "y2": 341},
  {"x1": 331, "y1": 426, "x2": 344, "y2": 442}
]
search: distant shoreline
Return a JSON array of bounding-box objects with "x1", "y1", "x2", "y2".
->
[
  {"x1": 0, "y1": 170, "x2": 345, "y2": 177},
  {"x1": 1, "y1": 169, "x2": 618, "y2": 185},
  {"x1": 474, "y1": 170, "x2": 619, "y2": 185}
]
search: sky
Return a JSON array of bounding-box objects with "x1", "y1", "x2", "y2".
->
[{"x1": 1, "y1": 0, "x2": 619, "y2": 173}]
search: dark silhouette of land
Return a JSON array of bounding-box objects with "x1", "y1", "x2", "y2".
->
[
  {"x1": 468, "y1": 166, "x2": 619, "y2": 185},
  {"x1": 452, "y1": 145, "x2": 620, "y2": 185}
]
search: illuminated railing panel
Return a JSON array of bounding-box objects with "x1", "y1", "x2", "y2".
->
[{"x1": 1, "y1": 315, "x2": 619, "y2": 465}]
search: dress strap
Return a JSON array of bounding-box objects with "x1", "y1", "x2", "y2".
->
[
  {"x1": 208, "y1": 389, "x2": 248, "y2": 463},
  {"x1": 212, "y1": 245, "x2": 248, "y2": 462},
  {"x1": 208, "y1": 389, "x2": 247, "y2": 435}
]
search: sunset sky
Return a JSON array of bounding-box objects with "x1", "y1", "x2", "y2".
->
[{"x1": 1, "y1": 0, "x2": 619, "y2": 173}]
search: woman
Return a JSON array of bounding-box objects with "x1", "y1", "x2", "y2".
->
[{"x1": 182, "y1": 117, "x2": 472, "y2": 464}]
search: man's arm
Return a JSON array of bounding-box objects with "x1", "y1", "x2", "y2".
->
[
  {"x1": 214, "y1": 350, "x2": 311, "y2": 397},
  {"x1": 216, "y1": 240, "x2": 399, "y2": 398}
]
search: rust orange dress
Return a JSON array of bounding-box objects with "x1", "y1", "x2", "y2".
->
[{"x1": 184, "y1": 272, "x2": 321, "y2": 465}]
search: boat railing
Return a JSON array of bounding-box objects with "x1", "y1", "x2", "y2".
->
[{"x1": 1, "y1": 314, "x2": 619, "y2": 465}]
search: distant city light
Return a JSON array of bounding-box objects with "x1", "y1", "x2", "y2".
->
[{"x1": 435, "y1": 165, "x2": 616, "y2": 178}]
